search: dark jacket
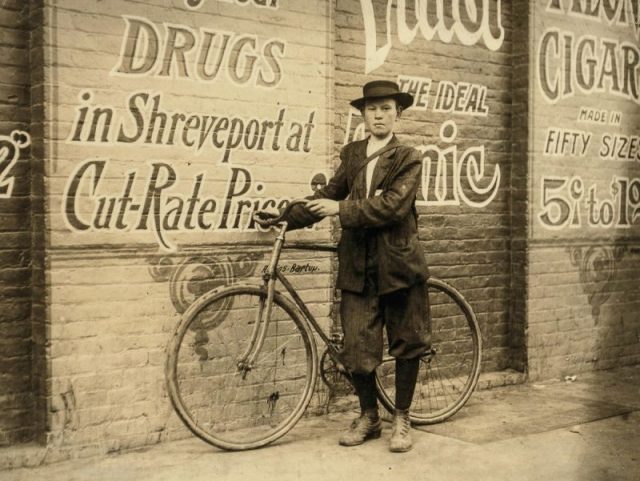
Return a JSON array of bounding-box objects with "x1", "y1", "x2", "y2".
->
[{"x1": 286, "y1": 135, "x2": 429, "y2": 295}]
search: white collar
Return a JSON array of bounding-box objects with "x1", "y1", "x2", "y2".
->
[{"x1": 367, "y1": 133, "x2": 393, "y2": 147}]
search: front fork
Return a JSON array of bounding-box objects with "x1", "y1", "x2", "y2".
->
[{"x1": 236, "y1": 223, "x2": 288, "y2": 377}]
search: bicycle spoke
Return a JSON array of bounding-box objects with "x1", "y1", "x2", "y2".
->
[
  {"x1": 416, "y1": 358, "x2": 434, "y2": 413},
  {"x1": 375, "y1": 278, "x2": 481, "y2": 424},
  {"x1": 255, "y1": 335, "x2": 301, "y2": 367},
  {"x1": 424, "y1": 359, "x2": 441, "y2": 412},
  {"x1": 168, "y1": 288, "x2": 316, "y2": 449},
  {"x1": 431, "y1": 356, "x2": 457, "y2": 408}
]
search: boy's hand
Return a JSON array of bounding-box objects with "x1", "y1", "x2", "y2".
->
[{"x1": 306, "y1": 199, "x2": 339, "y2": 217}]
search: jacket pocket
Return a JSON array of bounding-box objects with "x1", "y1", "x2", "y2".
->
[
  {"x1": 377, "y1": 231, "x2": 429, "y2": 293},
  {"x1": 381, "y1": 223, "x2": 410, "y2": 248}
]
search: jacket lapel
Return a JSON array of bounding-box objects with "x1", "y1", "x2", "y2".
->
[
  {"x1": 349, "y1": 140, "x2": 368, "y2": 199},
  {"x1": 368, "y1": 136, "x2": 400, "y2": 197},
  {"x1": 350, "y1": 140, "x2": 368, "y2": 178}
]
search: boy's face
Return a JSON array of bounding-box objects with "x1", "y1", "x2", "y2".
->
[{"x1": 362, "y1": 97, "x2": 400, "y2": 140}]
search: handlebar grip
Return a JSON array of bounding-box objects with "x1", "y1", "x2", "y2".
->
[{"x1": 253, "y1": 198, "x2": 308, "y2": 226}]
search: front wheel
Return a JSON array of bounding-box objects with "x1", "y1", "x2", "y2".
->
[
  {"x1": 375, "y1": 278, "x2": 482, "y2": 424},
  {"x1": 166, "y1": 285, "x2": 318, "y2": 450}
]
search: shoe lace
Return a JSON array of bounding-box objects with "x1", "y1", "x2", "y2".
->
[{"x1": 392, "y1": 414, "x2": 410, "y2": 435}]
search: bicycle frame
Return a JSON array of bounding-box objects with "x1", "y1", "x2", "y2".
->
[
  {"x1": 165, "y1": 211, "x2": 482, "y2": 450},
  {"x1": 237, "y1": 221, "x2": 346, "y2": 375}
]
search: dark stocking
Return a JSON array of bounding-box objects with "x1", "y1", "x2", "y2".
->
[
  {"x1": 351, "y1": 371, "x2": 378, "y2": 416},
  {"x1": 395, "y1": 358, "x2": 420, "y2": 411}
]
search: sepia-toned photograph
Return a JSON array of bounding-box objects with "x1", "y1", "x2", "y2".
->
[{"x1": 0, "y1": 0, "x2": 639, "y2": 480}]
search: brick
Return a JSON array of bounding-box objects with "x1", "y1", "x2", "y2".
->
[{"x1": 0, "y1": 1, "x2": 32, "y2": 445}]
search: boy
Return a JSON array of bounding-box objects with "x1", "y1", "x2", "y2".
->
[{"x1": 258, "y1": 80, "x2": 430, "y2": 452}]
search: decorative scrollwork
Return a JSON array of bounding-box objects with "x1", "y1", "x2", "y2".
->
[
  {"x1": 169, "y1": 256, "x2": 234, "y2": 314},
  {"x1": 568, "y1": 244, "x2": 627, "y2": 321},
  {"x1": 148, "y1": 250, "x2": 265, "y2": 313},
  {"x1": 234, "y1": 252, "x2": 261, "y2": 279},
  {"x1": 147, "y1": 256, "x2": 174, "y2": 282},
  {"x1": 148, "y1": 250, "x2": 265, "y2": 360}
]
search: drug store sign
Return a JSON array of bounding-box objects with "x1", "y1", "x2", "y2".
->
[{"x1": 57, "y1": 2, "x2": 327, "y2": 251}]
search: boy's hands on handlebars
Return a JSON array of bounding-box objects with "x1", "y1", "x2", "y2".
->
[{"x1": 253, "y1": 198, "x2": 339, "y2": 228}]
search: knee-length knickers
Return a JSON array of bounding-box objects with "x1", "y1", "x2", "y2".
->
[{"x1": 339, "y1": 267, "x2": 430, "y2": 375}]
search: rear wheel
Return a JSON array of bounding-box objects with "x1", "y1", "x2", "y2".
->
[
  {"x1": 375, "y1": 278, "x2": 482, "y2": 424},
  {"x1": 166, "y1": 285, "x2": 318, "y2": 450}
]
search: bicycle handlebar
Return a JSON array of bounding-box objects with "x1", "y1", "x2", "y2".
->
[{"x1": 253, "y1": 198, "x2": 308, "y2": 227}]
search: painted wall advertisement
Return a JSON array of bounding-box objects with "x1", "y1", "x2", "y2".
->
[
  {"x1": 51, "y1": 0, "x2": 512, "y2": 251},
  {"x1": 0, "y1": 130, "x2": 30, "y2": 199},
  {"x1": 534, "y1": 0, "x2": 640, "y2": 236},
  {"x1": 52, "y1": 0, "x2": 331, "y2": 251},
  {"x1": 344, "y1": 0, "x2": 506, "y2": 212}
]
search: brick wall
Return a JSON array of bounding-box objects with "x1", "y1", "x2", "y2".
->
[
  {"x1": 31, "y1": 0, "x2": 335, "y2": 454},
  {"x1": 334, "y1": 0, "x2": 514, "y2": 374},
  {"x1": 527, "y1": 1, "x2": 640, "y2": 380},
  {"x1": 528, "y1": 244, "x2": 640, "y2": 380},
  {"x1": 0, "y1": 1, "x2": 33, "y2": 446},
  {"x1": 29, "y1": 0, "x2": 49, "y2": 445},
  {"x1": 509, "y1": 0, "x2": 533, "y2": 373}
]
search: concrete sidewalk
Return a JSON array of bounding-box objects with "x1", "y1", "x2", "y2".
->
[{"x1": 2, "y1": 365, "x2": 639, "y2": 481}]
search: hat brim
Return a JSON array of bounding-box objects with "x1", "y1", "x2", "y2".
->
[{"x1": 350, "y1": 92, "x2": 414, "y2": 111}]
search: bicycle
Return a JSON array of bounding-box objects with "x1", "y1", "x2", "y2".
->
[{"x1": 165, "y1": 200, "x2": 482, "y2": 451}]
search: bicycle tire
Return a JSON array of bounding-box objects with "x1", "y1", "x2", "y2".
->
[
  {"x1": 166, "y1": 284, "x2": 318, "y2": 450},
  {"x1": 375, "y1": 277, "x2": 482, "y2": 425}
]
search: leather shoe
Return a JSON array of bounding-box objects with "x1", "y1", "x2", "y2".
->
[
  {"x1": 339, "y1": 412, "x2": 382, "y2": 446},
  {"x1": 389, "y1": 409, "x2": 412, "y2": 452}
]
